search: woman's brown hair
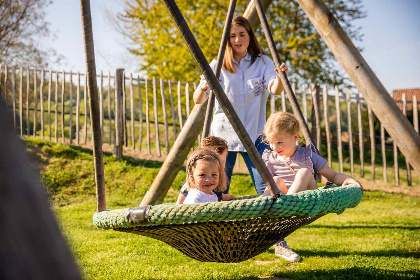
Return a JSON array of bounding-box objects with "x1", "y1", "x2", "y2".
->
[
  {"x1": 222, "y1": 16, "x2": 265, "y2": 73},
  {"x1": 186, "y1": 147, "x2": 227, "y2": 192}
]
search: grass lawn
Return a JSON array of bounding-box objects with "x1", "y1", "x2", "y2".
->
[{"x1": 25, "y1": 138, "x2": 420, "y2": 280}]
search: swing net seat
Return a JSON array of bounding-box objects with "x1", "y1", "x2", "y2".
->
[{"x1": 94, "y1": 184, "x2": 362, "y2": 262}]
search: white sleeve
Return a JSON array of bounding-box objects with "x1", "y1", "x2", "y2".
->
[
  {"x1": 263, "y1": 56, "x2": 277, "y2": 94},
  {"x1": 198, "y1": 59, "x2": 217, "y2": 94}
]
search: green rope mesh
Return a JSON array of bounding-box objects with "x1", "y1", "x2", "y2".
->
[{"x1": 94, "y1": 185, "x2": 362, "y2": 230}]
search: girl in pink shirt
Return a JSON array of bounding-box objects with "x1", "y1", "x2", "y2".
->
[{"x1": 262, "y1": 111, "x2": 363, "y2": 195}]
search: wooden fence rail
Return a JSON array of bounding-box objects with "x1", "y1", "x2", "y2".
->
[{"x1": 1, "y1": 65, "x2": 419, "y2": 186}]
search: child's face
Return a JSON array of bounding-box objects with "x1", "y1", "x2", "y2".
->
[
  {"x1": 192, "y1": 159, "x2": 220, "y2": 194},
  {"x1": 267, "y1": 130, "x2": 299, "y2": 158}
]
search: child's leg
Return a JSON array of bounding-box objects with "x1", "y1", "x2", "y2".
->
[
  {"x1": 287, "y1": 168, "x2": 317, "y2": 194},
  {"x1": 263, "y1": 176, "x2": 288, "y2": 196}
]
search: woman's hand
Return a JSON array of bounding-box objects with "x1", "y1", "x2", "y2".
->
[
  {"x1": 342, "y1": 177, "x2": 363, "y2": 193},
  {"x1": 200, "y1": 82, "x2": 209, "y2": 92},
  {"x1": 275, "y1": 63, "x2": 289, "y2": 75}
]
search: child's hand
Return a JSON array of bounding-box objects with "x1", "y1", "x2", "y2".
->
[
  {"x1": 275, "y1": 63, "x2": 289, "y2": 75},
  {"x1": 342, "y1": 177, "x2": 363, "y2": 193},
  {"x1": 222, "y1": 193, "x2": 234, "y2": 201}
]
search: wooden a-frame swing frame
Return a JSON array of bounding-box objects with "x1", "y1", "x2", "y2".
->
[{"x1": 79, "y1": 0, "x2": 420, "y2": 212}]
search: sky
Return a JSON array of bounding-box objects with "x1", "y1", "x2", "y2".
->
[{"x1": 42, "y1": 0, "x2": 420, "y2": 93}]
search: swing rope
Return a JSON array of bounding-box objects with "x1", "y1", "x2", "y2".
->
[{"x1": 202, "y1": 0, "x2": 237, "y2": 138}]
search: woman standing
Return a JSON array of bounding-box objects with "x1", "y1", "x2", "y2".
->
[
  {"x1": 194, "y1": 16, "x2": 287, "y2": 195},
  {"x1": 193, "y1": 16, "x2": 301, "y2": 262}
]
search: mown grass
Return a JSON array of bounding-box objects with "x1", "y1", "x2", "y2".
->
[{"x1": 24, "y1": 138, "x2": 420, "y2": 280}]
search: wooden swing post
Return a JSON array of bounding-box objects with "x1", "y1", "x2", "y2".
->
[
  {"x1": 80, "y1": 0, "x2": 106, "y2": 211},
  {"x1": 297, "y1": 0, "x2": 420, "y2": 176},
  {"x1": 243, "y1": 0, "x2": 274, "y2": 28}
]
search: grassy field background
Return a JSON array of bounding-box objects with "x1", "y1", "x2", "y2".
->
[{"x1": 24, "y1": 137, "x2": 420, "y2": 280}]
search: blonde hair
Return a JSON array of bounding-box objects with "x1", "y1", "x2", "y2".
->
[
  {"x1": 263, "y1": 112, "x2": 300, "y2": 139},
  {"x1": 186, "y1": 147, "x2": 227, "y2": 192},
  {"x1": 222, "y1": 16, "x2": 265, "y2": 73},
  {"x1": 201, "y1": 136, "x2": 228, "y2": 155}
]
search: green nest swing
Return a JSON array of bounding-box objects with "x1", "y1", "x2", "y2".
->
[{"x1": 94, "y1": 185, "x2": 362, "y2": 262}]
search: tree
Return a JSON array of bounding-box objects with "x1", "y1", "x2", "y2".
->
[
  {"x1": 0, "y1": 0, "x2": 59, "y2": 68},
  {"x1": 120, "y1": 0, "x2": 365, "y2": 86}
]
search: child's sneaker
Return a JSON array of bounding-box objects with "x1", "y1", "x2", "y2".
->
[{"x1": 274, "y1": 240, "x2": 302, "y2": 262}]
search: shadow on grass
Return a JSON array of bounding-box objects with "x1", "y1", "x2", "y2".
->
[
  {"x1": 228, "y1": 267, "x2": 420, "y2": 280},
  {"x1": 294, "y1": 249, "x2": 420, "y2": 259},
  {"x1": 272, "y1": 267, "x2": 420, "y2": 280},
  {"x1": 307, "y1": 224, "x2": 420, "y2": 231},
  {"x1": 263, "y1": 247, "x2": 420, "y2": 259},
  {"x1": 69, "y1": 144, "x2": 164, "y2": 169}
]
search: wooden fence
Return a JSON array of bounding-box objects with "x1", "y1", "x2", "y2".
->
[{"x1": 1, "y1": 65, "x2": 418, "y2": 186}]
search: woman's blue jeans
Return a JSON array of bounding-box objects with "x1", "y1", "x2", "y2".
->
[{"x1": 224, "y1": 136, "x2": 270, "y2": 195}]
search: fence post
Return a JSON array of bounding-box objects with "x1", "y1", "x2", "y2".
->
[
  {"x1": 323, "y1": 87, "x2": 332, "y2": 167},
  {"x1": 19, "y1": 68, "x2": 23, "y2": 137},
  {"x1": 346, "y1": 89, "x2": 354, "y2": 177},
  {"x1": 177, "y1": 81, "x2": 183, "y2": 130},
  {"x1": 114, "y1": 69, "x2": 124, "y2": 160},
  {"x1": 160, "y1": 78, "x2": 169, "y2": 154},
  {"x1": 270, "y1": 92, "x2": 275, "y2": 114},
  {"x1": 108, "y1": 71, "x2": 112, "y2": 144},
  {"x1": 55, "y1": 71, "x2": 58, "y2": 142},
  {"x1": 302, "y1": 85, "x2": 308, "y2": 122},
  {"x1": 130, "y1": 74, "x2": 135, "y2": 149},
  {"x1": 311, "y1": 84, "x2": 321, "y2": 153},
  {"x1": 76, "y1": 72, "x2": 80, "y2": 144},
  {"x1": 335, "y1": 86, "x2": 343, "y2": 173},
  {"x1": 380, "y1": 123, "x2": 388, "y2": 183},
  {"x1": 185, "y1": 83, "x2": 190, "y2": 117},
  {"x1": 68, "y1": 71, "x2": 72, "y2": 143},
  {"x1": 12, "y1": 66, "x2": 16, "y2": 128},
  {"x1": 61, "y1": 70, "x2": 65, "y2": 143},
  {"x1": 26, "y1": 68, "x2": 30, "y2": 136},
  {"x1": 168, "y1": 80, "x2": 176, "y2": 139},
  {"x1": 123, "y1": 71, "x2": 127, "y2": 147},
  {"x1": 40, "y1": 69, "x2": 45, "y2": 139},
  {"x1": 48, "y1": 70, "x2": 52, "y2": 140},
  {"x1": 356, "y1": 92, "x2": 364, "y2": 177},
  {"x1": 153, "y1": 77, "x2": 161, "y2": 156},
  {"x1": 138, "y1": 76, "x2": 143, "y2": 150},
  {"x1": 83, "y1": 74, "x2": 87, "y2": 144},
  {"x1": 33, "y1": 69, "x2": 38, "y2": 137},
  {"x1": 414, "y1": 95, "x2": 419, "y2": 134},
  {"x1": 3, "y1": 65, "x2": 7, "y2": 106},
  {"x1": 413, "y1": 95, "x2": 419, "y2": 184},
  {"x1": 402, "y1": 93, "x2": 411, "y2": 185},
  {"x1": 99, "y1": 71, "x2": 104, "y2": 138},
  {"x1": 281, "y1": 89, "x2": 286, "y2": 112},
  {"x1": 146, "y1": 79, "x2": 151, "y2": 154},
  {"x1": 368, "y1": 104, "x2": 376, "y2": 180}
]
